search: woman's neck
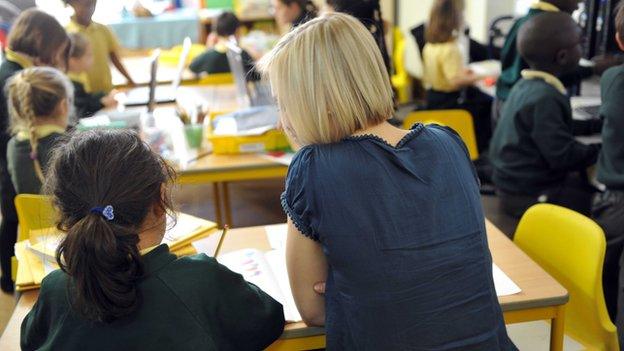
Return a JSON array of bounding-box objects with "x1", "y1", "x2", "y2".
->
[{"x1": 351, "y1": 121, "x2": 410, "y2": 147}]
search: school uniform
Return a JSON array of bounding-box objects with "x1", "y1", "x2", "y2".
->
[
  {"x1": 7, "y1": 125, "x2": 64, "y2": 195},
  {"x1": 490, "y1": 70, "x2": 600, "y2": 217},
  {"x1": 422, "y1": 40, "x2": 492, "y2": 152},
  {"x1": 189, "y1": 46, "x2": 259, "y2": 81},
  {"x1": 66, "y1": 18, "x2": 120, "y2": 94},
  {"x1": 283, "y1": 124, "x2": 517, "y2": 350},
  {"x1": 72, "y1": 79, "x2": 105, "y2": 118},
  {"x1": 591, "y1": 64, "x2": 624, "y2": 335},
  {"x1": 21, "y1": 244, "x2": 285, "y2": 351},
  {"x1": 494, "y1": 1, "x2": 593, "y2": 124},
  {"x1": 0, "y1": 48, "x2": 30, "y2": 291}
]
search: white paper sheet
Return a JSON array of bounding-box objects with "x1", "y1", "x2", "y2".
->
[
  {"x1": 493, "y1": 263, "x2": 522, "y2": 296},
  {"x1": 265, "y1": 224, "x2": 287, "y2": 250}
]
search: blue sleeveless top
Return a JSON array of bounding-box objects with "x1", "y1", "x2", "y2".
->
[{"x1": 282, "y1": 124, "x2": 517, "y2": 350}]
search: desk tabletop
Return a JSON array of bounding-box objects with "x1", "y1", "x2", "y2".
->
[{"x1": 0, "y1": 219, "x2": 567, "y2": 348}]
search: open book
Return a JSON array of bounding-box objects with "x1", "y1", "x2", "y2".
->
[{"x1": 218, "y1": 248, "x2": 302, "y2": 322}]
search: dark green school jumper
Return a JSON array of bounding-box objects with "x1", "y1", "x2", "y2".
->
[
  {"x1": 189, "y1": 48, "x2": 259, "y2": 81},
  {"x1": 490, "y1": 76, "x2": 600, "y2": 217},
  {"x1": 591, "y1": 64, "x2": 624, "y2": 336},
  {"x1": 7, "y1": 130, "x2": 64, "y2": 195},
  {"x1": 21, "y1": 244, "x2": 285, "y2": 351},
  {"x1": 72, "y1": 80, "x2": 105, "y2": 118}
]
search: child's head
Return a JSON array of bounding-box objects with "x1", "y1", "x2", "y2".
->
[
  {"x1": 518, "y1": 12, "x2": 582, "y2": 76},
  {"x1": 45, "y1": 129, "x2": 176, "y2": 322},
  {"x1": 425, "y1": 0, "x2": 465, "y2": 44},
  {"x1": 7, "y1": 9, "x2": 70, "y2": 69},
  {"x1": 68, "y1": 32, "x2": 94, "y2": 73},
  {"x1": 272, "y1": 0, "x2": 317, "y2": 25},
  {"x1": 7, "y1": 67, "x2": 73, "y2": 179},
  {"x1": 258, "y1": 13, "x2": 393, "y2": 146},
  {"x1": 615, "y1": 2, "x2": 624, "y2": 51},
  {"x1": 64, "y1": 0, "x2": 96, "y2": 24},
  {"x1": 213, "y1": 12, "x2": 241, "y2": 38},
  {"x1": 544, "y1": 0, "x2": 582, "y2": 14}
]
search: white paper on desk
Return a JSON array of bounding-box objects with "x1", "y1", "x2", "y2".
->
[
  {"x1": 161, "y1": 214, "x2": 204, "y2": 245},
  {"x1": 265, "y1": 224, "x2": 288, "y2": 250},
  {"x1": 218, "y1": 248, "x2": 302, "y2": 322},
  {"x1": 493, "y1": 263, "x2": 522, "y2": 296},
  {"x1": 191, "y1": 233, "x2": 221, "y2": 257},
  {"x1": 260, "y1": 153, "x2": 295, "y2": 166}
]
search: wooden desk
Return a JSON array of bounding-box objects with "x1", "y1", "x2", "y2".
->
[{"x1": 0, "y1": 220, "x2": 568, "y2": 351}]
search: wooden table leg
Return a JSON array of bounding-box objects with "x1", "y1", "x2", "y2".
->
[
  {"x1": 550, "y1": 306, "x2": 565, "y2": 351},
  {"x1": 213, "y1": 182, "x2": 222, "y2": 228},
  {"x1": 222, "y1": 182, "x2": 233, "y2": 227}
]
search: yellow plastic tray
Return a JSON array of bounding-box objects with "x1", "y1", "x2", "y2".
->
[{"x1": 208, "y1": 129, "x2": 290, "y2": 154}]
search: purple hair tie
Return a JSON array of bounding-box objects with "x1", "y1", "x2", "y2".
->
[
  {"x1": 29, "y1": 151, "x2": 37, "y2": 160},
  {"x1": 90, "y1": 205, "x2": 115, "y2": 221}
]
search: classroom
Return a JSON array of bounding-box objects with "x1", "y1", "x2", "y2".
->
[{"x1": 0, "y1": 0, "x2": 622, "y2": 350}]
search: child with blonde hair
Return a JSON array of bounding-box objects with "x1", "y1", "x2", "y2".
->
[{"x1": 6, "y1": 67, "x2": 72, "y2": 195}]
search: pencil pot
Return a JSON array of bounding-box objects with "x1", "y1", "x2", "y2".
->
[{"x1": 184, "y1": 123, "x2": 204, "y2": 149}]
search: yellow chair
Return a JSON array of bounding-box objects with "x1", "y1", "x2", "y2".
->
[
  {"x1": 11, "y1": 194, "x2": 56, "y2": 281},
  {"x1": 196, "y1": 72, "x2": 235, "y2": 85},
  {"x1": 402, "y1": 110, "x2": 479, "y2": 160},
  {"x1": 391, "y1": 27, "x2": 412, "y2": 104},
  {"x1": 514, "y1": 204, "x2": 619, "y2": 351},
  {"x1": 15, "y1": 194, "x2": 57, "y2": 243}
]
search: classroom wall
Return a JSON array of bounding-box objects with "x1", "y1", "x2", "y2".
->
[{"x1": 398, "y1": 0, "x2": 517, "y2": 77}]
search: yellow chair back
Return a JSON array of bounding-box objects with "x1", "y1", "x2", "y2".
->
[
  {"x1": 403, "y1": 110, "x2": 479, "y2": 160},
  {"x1": 195, "y1": 73, "x2": 235, "y2": 86},
  {"x1": 391, "y1": 27, "x2": 411, "y2": 104},
  {"x1": 15, "y1": 194, "x2": 56, "y2": 243},
  {"x1": 514, "y1": 204, "x2": 619, "y2": 351}
]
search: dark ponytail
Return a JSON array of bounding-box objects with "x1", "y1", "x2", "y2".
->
[
  {"x1": 281, "y1": 0, "x2": 318, "y2": 26},
  {"x1": 327, "y1": 0, "x2": 392, "y2": 74},
  {"x1": 45, "y1": 130, "x2": 176, "y2": 323}
]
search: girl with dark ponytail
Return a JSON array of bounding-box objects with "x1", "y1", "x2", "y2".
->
[
  {"x1": 326, "y1": 0, "x2": 392, "y2": 74},
  {"x1": 21, "y1": 130, "x2": 285, "y2": 350},
  {"x1": 272, "y1": 0, "x2": 318, "y2": 28}
]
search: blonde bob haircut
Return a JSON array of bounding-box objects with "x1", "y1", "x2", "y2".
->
[{"x1": 257, "y1": 13, "x2": 394, "y2": 146}]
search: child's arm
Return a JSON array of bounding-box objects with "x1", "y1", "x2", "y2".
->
[
  {"x1": 109, "y1": 51, "x2": 135, "y2": 86},
  {"x1": 449, "y1": 68, "x2": 483, "y2": 90},
  {"x1": 286, "y1": 218, "x2": 327, "y2": 327}
]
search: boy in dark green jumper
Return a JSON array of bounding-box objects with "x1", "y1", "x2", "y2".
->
[
  {"x1": 592, "y1": 4, "x2": 624, "y2": 344},
  {"x1": 189, "y1": 12, "x2": 259, "y2": 81},
  {"x1": 490, "y1": 12, "x2": 600, "y2": 218},
  {"x1": 493, "y1": 0, "x2": 616, "y2": 125}
]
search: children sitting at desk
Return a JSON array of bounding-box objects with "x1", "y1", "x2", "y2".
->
[
  {"x1": 64, "y1": 0, "x2": 135, "y2": 94},
  {"x1": 21, "y1": 130, "x2": 285, "y2": 350},
  {"x1": 6, "y1": 67, "x2": 70, "y2": 195},
  {"x1": 189, "y1": 12, "x2": 259, "y2": 80},
  {"x1": 259, "y1": 13, "x2": 516, "y2": 350},
  {"x1": 493, "y1": 0, "x2": 617, "y2": 124},
  {"x1": 68, "y1": 33, "x2": 118, "y2": 118},
  {"x1": 422, "y1": 0, "x2": 492, "y2": 152},
  {"x1": 592, "y1": 4, "x2": 624, "y2": 343},
  {"x1": 489, "y1": 12, "x2": 600, "y2": 218},
  {"x1": 0, "y1": 9, "x2": 70, "y2": 293}
]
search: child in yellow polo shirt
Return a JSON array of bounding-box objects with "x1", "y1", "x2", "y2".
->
[
  {"x1": 64, "y1": 0, "x2": 134, "y2": 94},
  {"x1": 422, "y1": 0, "x2": 492, "y2": 152}
]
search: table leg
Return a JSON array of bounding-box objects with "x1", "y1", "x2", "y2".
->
[
  {"x1": 550, "y1": 306, "x2": 565, "y2": 351},
  {"x1": 223, "y1": 182, "x2": 233, "y2": 227},
  {"x1": 213, "y1": 182, "x2": 222, "y2": 228}
]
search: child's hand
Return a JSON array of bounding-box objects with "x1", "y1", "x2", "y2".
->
[
  {"x1": 313, "y1": 282, "x2": 326, "y2": 295},
  {"x1": 206, "y1": 32, "x2": 218, "y2": 48},
  {"x1": 101, "y1": 93, "x2": 118, "y2": 108}
]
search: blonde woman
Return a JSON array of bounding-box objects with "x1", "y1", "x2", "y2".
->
[
  {"x1": 6, "y1": 67, "x2": 72, "y2": 195},
  {"x1": 259, "y1": 13, "x2": 517, "y2": 350}
]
